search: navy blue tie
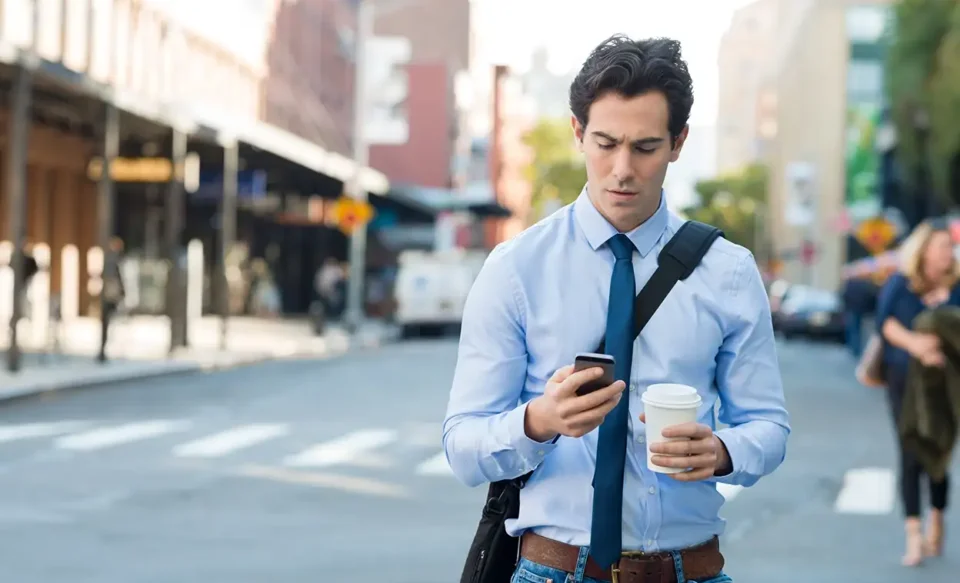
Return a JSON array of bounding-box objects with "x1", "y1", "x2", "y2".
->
[{"x1": 590, "y1": 233, "x2": 636, "y2": 569}]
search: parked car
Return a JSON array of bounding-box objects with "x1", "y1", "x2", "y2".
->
[{"x1": 774, "y1": 285, "x2": 845, "y2": 342}]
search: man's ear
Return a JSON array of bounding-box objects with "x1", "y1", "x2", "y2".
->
[
  {"x1": 670, "y1": 125, "x2": 689, "y2": 162},
  {"x1": 571, "y1": 115, "x2": 585, "y2": 153}
]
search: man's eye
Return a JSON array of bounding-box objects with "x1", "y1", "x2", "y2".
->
[
  {"x1": 635, "y1": 147, "x2": 656, "y2": 154},
  {"x1": 598, "y1": 143, "x2": 615, "y2": 150}
]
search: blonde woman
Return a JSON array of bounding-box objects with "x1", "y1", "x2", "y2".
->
[{"x1": 876, "y1": 219, "x2": 960, "y2": 566}]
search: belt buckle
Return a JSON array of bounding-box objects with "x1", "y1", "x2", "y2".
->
[
  {"x1": 617, "y1": 551, "x2": 667, "y2": 583},
  {"x1": 612, "y1": 550, "x2": 643, "y2": 583}
]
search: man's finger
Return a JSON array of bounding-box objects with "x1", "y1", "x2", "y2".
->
[
  {"x1": 661, "y1": 422, "x2": 711, "y2": 439},
  {"x1": 568, "y1": 381, "x2": 625, "y2": 412},
  {"x1": 550, "y1": 365, "x2": 575, "y2": 382},
  {"x1": 649, "y1": 437, "x2": 714, "y2": 456},
  {"x1": 668, "y1": 466, "x2": 716, "y2": 482},
  {"x1": 651, "y1": 453, "x2": 715, "y2": 470},
  {"x1": 557, "y1": 367, "x2": 606, "y2": 395}
]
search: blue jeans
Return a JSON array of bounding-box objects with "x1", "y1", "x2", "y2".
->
[{"x1": 511, "y1": 546, "x2": 733, "y2": 583}]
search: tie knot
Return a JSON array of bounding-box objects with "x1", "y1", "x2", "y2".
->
[{"x1": 607, "y1": 234, "x2": 635, "y2": 261}]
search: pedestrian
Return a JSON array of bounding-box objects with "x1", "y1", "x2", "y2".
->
[
  {"x1": 841, "y1": 275, "x2": 878, "y2": 358},
  {"x1": 443, "y1": 35, "x2": 790, "y2": 583},
  {"x1": 98, "y1": 237, "x2": 126, "y2": 363},
  {"x1": 875, "y1": 219, "x2": 959, "y2": 566}
]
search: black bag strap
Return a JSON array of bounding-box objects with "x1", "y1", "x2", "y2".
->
[
  {"x1": 513, "y1": 220, "x2": 723, "y2": 488},
  {"x1": 596, "y1": 219, "x2": 723, "y2": 353}
]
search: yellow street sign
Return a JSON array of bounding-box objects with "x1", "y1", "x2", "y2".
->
[
  {"x1": 855, "y1": 216, "x2": 897, "y2": 255},
  {"x1": 331, "y1": 197, "x2": 375, "y2": 235}
]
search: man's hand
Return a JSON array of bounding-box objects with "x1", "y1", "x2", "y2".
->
[
  {"x1": 525, "y1": 365, "x2": 625, "y2": 442},
  {"x1": 641, "y1": 413, "x2": 732, "y2": 481}
]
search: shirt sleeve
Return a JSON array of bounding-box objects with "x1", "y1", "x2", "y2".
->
[
  {"x1": 875, "y1": 274, "x2": 907, "y2": 327},
  {"x1": 711, "y1": 254, "x2": 791, "y2": 487},
  {"x1": 441, "y1": 247, "x2": 558, "y2": 488}
]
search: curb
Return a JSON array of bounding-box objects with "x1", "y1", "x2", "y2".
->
[{"x1": 0, "y1": 327, "x2": 399, "y2": 405}]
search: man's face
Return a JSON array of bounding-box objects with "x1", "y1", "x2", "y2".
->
[{"x1": 572, "y1": 90, "x2": 687, "y2": 231}]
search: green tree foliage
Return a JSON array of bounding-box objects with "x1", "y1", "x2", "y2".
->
[
  {"x1": 522, "y1": 118, "x2": 587, "y2": 217},
  {"x1": 684, "y1": 164, "x2": 769, "y2": 256},
  {"x1": 885, "y1": 0, "x2": 960, "y2": 202}
]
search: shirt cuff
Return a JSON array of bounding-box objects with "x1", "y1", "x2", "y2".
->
[
  {"x1": 711, "y1": 427, "x2": 747, "y2": 485},
  {"x1": 504, "y1": 401, "x2": 559, "y2": 468}
]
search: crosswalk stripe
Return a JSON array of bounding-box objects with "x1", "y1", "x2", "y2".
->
[
  {"x1": 54, "y1": 420, "x2": 190, "y2": 451},
  {"x1": 283, "y1": 429, "x2": 398, "y2": 468},
  {"x1": 834, "y1": 467, "x2": 895, "y2": 515},
  {"x1": 172, "y1": 424, "x2": 289, "y2": 458},
  {"x1": 415, "y1": 452, "x2": 453, "y2": 476},
  {"x1": 0, "y1": 422, "x2": 91, "y2": 443}
]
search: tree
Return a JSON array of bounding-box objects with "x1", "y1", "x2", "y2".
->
[
  {"x1": 683, "y1": 164, "x2": 769, "y2": 257},
  {"x1": 885, "y1": 0, "x2": 960, "y2": 203},
  {"x1": 522, "y1": 117, "x2": 587, "y2": 217}
]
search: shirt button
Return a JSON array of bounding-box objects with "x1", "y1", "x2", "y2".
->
[
  {"x1": 629, "y1": 382, "x2": 638, "y2": 393},
  {"x1": 648, "y1": 487, "x2": 656, "y2": 495},
  {"x1": 537, "y1": 450, "x2": 545, "y2": 456},
  {"x1": 636, "y1": 435, "x2": 645, "y2": 444}
]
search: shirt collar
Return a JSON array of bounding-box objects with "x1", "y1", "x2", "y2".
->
[{"x1": 573, "y1": 184, "x2": 669, "y2": 257}]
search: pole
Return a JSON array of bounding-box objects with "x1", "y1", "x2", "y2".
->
[
  {"x1": 96, "y1": 103, "x2": 119, "y2": 362},
  {"x1": 344, "y1": 0, "x2": 373, "y2": 333},
  {"x1": 166, "y1": 128, "x2": 188, "y2": 352},
  {"x1": 219, "y1": 141, "x2": 239, "y2": 350},
  {"x1": 5, "y1": 66, "x2": 31, "y2": 373}
]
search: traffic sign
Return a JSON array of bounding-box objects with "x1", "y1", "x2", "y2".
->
[
  {"x1": 855, "y1": 216, "x2": 897, "y2": 254},
  {"x1": 331, "y1": 197, "x2": 375, "y2": 235}
]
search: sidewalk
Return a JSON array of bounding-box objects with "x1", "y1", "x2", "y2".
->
[{"x1": 0, "y1": 315, "x2": 397, "y2": 402}]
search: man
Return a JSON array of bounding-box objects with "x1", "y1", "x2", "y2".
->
[{"x1": 443, "y1": 35, "x2": 790, "y2": 583}]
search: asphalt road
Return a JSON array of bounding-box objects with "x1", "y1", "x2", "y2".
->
[{"x1": 0, "y1": 338, "x2": 957, "y2": 582}]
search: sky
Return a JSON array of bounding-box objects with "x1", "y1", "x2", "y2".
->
[{"x1": 471, "y1": 0, "x2": 756, "y2": 126}]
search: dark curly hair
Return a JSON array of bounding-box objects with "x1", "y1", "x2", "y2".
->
[{"x1": 569, "y1": 35, "x2": 694, "y2": 145}]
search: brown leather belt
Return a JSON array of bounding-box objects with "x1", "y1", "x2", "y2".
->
[{"x1": 519, "y1": 532, "x2": 724, "y2": 583}]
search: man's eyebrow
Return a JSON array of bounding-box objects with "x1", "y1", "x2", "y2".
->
[{"x1": 590, "y1": 131, "x2": 665, "y2": 146}]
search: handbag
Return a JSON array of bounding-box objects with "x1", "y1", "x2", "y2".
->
[
  {"x1": 856, "y1": 333, "x2": 886, "y2": 388},
  {"x1": 458, "y1": 220, "x2": 724, "y2": 583}
]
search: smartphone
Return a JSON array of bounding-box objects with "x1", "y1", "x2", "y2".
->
[{"x1": 573, "y1": 352, "x2": 616, "y2": 396}]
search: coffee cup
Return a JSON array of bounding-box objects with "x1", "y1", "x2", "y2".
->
[{"x1": 641, "y1": 383, "x2": 703, "y2": 474}]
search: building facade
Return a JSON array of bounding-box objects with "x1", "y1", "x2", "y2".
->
[
  {"x1": 368, "y1": 0, "x2": 471, "y2": 189},
  {"x1": 0, "y1": 0, "x2": 381, "y2": 322},
  {"x1": 766, "y1": 0, "x2": 894, "y2": 291},
  {"x1": 715, "y1": 0, "x2": 783, "y2": 175}
]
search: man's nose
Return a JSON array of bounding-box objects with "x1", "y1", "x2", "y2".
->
[{"x1": 611, "y1": 148, "x2": 634, "y2": 183}]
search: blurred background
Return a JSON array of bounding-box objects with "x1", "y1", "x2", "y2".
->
[{"x1": 0, "y1": 0, "x2": 955, "y2": 582}]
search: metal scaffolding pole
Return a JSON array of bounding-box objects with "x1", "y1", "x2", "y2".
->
[
  {"x1": 96, "y1": 103, "x2": 119, "y2": 362},
  {"x1": 5, "y1": 66, "x2": 32, "y2": 373},
  {"x1": 343, "y1": 0, "x2": 373, "y2": 333},
  {"x1": 219, "y1": 141, "x2": 239, "y2": 350},
  {"x1": 166, "y1": 128, "x2": 188, "y2": 352}
]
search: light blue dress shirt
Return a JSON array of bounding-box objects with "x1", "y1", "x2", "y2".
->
[{"x1": 442, "y1": 187, "x2": 791, "y2": 553}]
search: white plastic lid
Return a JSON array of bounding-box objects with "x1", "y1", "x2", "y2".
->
[{"x1": 641, "y1": 383, "x2": 702, "y2": 409}]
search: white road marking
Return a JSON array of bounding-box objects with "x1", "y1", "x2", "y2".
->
[
  {"x1": 0, "y1": 422, "x2": 91, "y2": 443},
  {"x1": 283, "y1": 429, "x2": 397, "y2": 468},
  {"x1": 834, "y1": 467, "x2": 895, "y2": 515},
  {"x1": 237, "y1": 465, "x2": 409, "y2": 498},
  {"x1": 415, "y1": 452, "x2": 453, "y2": 476},
  {"x1": 172, "y1": 424, "x2": 289, "y2": 458},
  {"x1": 717, "y1": 483, "x2": 744, "y2": 501},
  {"x1": 54, "y1": 420, "x2": 190, "y2": 451}
]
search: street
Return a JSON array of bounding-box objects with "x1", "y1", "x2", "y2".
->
[{"x1": 0, "y1": 338, "x2": 956, "y2": 583}]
